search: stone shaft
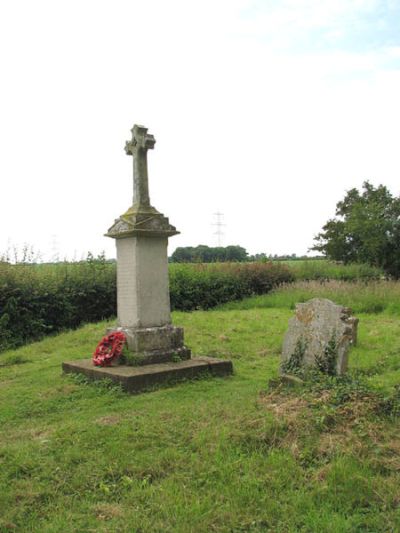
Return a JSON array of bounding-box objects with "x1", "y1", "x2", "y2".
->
[
  {"x1": 116, "y1": 236, "x2": 171, "y2": 329},
  {"x1": 133, "y1": 146, "x2": 150, "y2": 206},
  {"x1": 125, "y1": 124, "x2": 155, "y2": 208}
]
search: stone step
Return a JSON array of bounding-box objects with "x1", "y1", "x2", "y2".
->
[{"x1": 62, "y1": 357, "x2": 233, "y2": 394}]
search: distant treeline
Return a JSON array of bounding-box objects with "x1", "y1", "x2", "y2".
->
[
  {"x1": 170, "y1": 245, "x2": 323, "y2": 263},
  {"x1": 170, "y1": 245, "x2": 248, "y2": 263}
]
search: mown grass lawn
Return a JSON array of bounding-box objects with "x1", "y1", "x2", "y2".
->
[{"x1": 1, "y1": 287, "x2": 400, "y2": 532}]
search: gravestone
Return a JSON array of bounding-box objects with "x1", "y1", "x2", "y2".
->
[
  {"x1": 281, "y1": 298, "x2": 359, "y2": 376},
  {"x1": 63, "y1": 124, "x2": 232, "y2": 392}
]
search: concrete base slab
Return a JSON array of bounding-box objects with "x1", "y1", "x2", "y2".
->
[{"x1": 62, "y1": 357, "x2": 233, "y2": 394}]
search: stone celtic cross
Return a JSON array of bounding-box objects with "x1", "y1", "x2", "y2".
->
[
  {"x1": 62, "y1": 124, "x2": 233, "y2": 392},
  {"x1": 125, "y1": 124, "x2": 156, "y2": 208}
]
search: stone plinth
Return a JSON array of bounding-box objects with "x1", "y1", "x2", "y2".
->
[
  {"x1": 106, "y1": 325, "x2": 191, "y2": 365},
  {"x1": 63, "y1": 357, "x2": 233, "y2": 394}
]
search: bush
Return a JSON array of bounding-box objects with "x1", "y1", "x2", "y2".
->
[
  {"x1": 169, "y1": 262, "x2": 294, "y2": 311},
  {"x1": 0, "y1": 255, "x2": 116, "y2": 352},
  {"x1": 0, "y1": 259, "x2": 293, "y2": 351},
  {"x1": 1, "y1": 257, "x2": 381, "y2": 352}
]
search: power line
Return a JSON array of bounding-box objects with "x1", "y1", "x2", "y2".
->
[
  {"x1": 212, "y1": 212, "x2": 226, "y2": 247},
  {"x1": 50, "y1": 234, "x2": 60, "y2": 263}
]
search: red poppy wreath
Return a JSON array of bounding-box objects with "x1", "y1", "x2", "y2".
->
[{"x1": 92, "y1": 331, "x2": 127, "y2": 367}]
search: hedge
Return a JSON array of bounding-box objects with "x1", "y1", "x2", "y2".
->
[
  {"x1": 0, "y1": 257, "x2": 115, "y2": 352},
  {"x1": 0, "y1": 258, "x2": 293, "y2": 352},
  {"x1": 169, "y1": 262, "x2": 294, "y2": 311}
]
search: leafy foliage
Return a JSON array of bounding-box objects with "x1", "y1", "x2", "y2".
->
[
  {"x1": 0, "y1": 259, "x2": 293, "y2": 352},
  {"x1": 280, "y1": 338, "x2": 306, "y2": 375},
  {"x1": 276, "y1": 368, "x2": 400, "y2": 418},
  {"x1": 169, "y1": 262, "x2": 294, "y2": 311},
  {"x1": 313, "y1": 181, "x2": 400, "y2": 277},
  {"x1": 281, "y1": 335, "x2": 338, "y2": 377},
  {"x1": 170, "y1": 244, "x2": 248, "y2": 263},
  {"x1": 0, "y1": 254, "x2": 116, "y2": 352},
  {"x1": 315, "y1": 334, "x2": 338, "y2": 376}
]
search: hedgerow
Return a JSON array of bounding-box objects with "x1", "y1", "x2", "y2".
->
[
  {"x1": 0, "y1": 255, "x2": 116, "y2": 352},
  {"x1": 169, "y1": 262, "x2": 293, "y2": 311},
  {"x1": 0, "y1": 257, "x2": 383, "y2": 353},
  {"x1": 0, "y1": 258, "x2": 293, "y2": 352}
]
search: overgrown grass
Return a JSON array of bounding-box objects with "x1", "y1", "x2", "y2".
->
[
  {"x1": 1, "y1": 291, "x2": 400, "y2": 531},
  {"x1": 281, "y1": 260, "x2": 383, "y2": 281},
  {"x1": 219, "y1": 279, "x2": 400, "y2": 314}
]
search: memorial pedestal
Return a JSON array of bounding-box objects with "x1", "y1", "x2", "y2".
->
[{"x1": 62, "y1": 124, "x2": 232, "y2": 392}]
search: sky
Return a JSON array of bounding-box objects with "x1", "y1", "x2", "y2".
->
[{"x1": 1, "y1": 0, "x2": 399, "y2": 261}]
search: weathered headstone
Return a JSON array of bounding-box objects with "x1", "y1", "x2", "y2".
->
[
  {"x1": 281, "y1": 298, "x2": 359, "y2": 376},
  {"x1": 63, "y1": 124, "x2": 232, "y2": 392}
]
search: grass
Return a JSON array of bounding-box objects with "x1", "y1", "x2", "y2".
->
[
  {"x1": 0, "y1": 282, "x2": 400, "y2": 531},
  {"x1": 219, "y1": 279, "x2": 400, "y2": 314},
  {"x1": 279, "y1": 260, "x2": 383, "y2": 281}
]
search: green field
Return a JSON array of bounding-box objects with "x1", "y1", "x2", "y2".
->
[
  {"x1": 1, "y1": 282, "x2": 399, "y2": 532},
  {"x1": 275, "y1": 259, "x2": 384, "y2": 281}
]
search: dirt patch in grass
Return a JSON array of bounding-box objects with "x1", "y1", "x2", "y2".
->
[
  {"x1": 39, "y1": 383, "x2": 80, "y2": 399},
  {"x1": 258, "y1": 391, "x2": 308, "y2": 424},
  {"x1": 1, "y1": 426, "x2": 53, "y2": 445},
  {"x1": 0, "y1": 355, "x2": 30, "y2": 367},
  {"x1": 257, "y1": 348, "x2": 273, "y2": 357},
  {"x1": 95, "y1": 415, "x2": 123, "y2": 426},
  {"x1": 0, "y1": 379, "x2": 15, "y2": 388},
  {"x1": 94, "y1": 502, "x2": 125, "y2": 521}
]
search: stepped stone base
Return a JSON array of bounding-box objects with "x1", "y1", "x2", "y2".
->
[
  {"x1": 106, "y1": 325, "x2": 191, "y2": 365},
  {"x1": 62, "y1": 357, "x2": 233, "y2": 394}
]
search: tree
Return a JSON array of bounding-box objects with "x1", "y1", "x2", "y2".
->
[
  {"x1": 170, "y1": 245, "x2": 248, "y2": 263},
  {"x1": 312, "y1": 182, "x2": 400, "y2": 277},
  {"x1": 224, "y1": 245, "x2": 248, "y2": 262}
]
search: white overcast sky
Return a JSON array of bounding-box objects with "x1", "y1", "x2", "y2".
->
[{"x1": 1, "y1": 0, "x2": 399, "y2": 261}]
